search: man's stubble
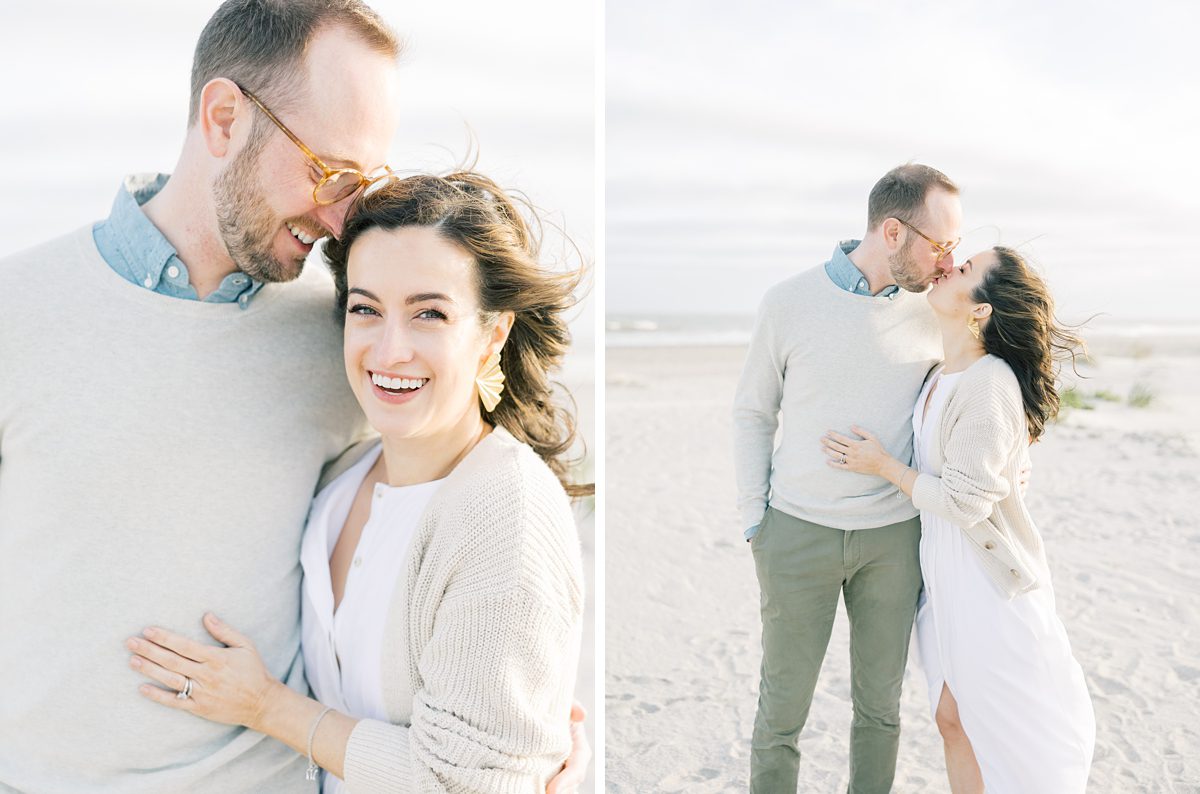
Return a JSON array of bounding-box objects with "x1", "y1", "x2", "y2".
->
[
  {"x1": 213, "y1": 123, "x2": 307, "y2": 284},
  {"x1": 888, "y1": 236, "x2": 931, "y2": 294}
]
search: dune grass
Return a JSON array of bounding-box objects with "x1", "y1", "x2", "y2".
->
[
  {"x1": 1060, "y1": 387, "x2": 1095, "y2": 411},
  {"x1": 1128, "y1": 382, "x2": 1155, "y2": 408}
]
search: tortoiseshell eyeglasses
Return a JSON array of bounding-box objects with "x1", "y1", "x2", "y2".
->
[
  {"x1": 236, "y1": 83, "x2": 394, "y2": 206},
  {"x1": 895, "y1": 217, "x2": 960, "y2": 263}
]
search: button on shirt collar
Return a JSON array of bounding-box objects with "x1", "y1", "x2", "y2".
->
[
  {"x1": 92, "y1": 173, "x2": 265, "y2": 308},
  {"x1": 824, "y1": 239, "x2": 901, "y2": 299}
]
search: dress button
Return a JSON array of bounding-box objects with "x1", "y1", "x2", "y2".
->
[
  {"x1": 166, "y1": 265, "x2": 180, "y2": 279},
  {"x1": 1010, "y1": 568, "x2": 1020, "y2": 577},
  {"x1": 353, "y1": 557, "x2": 362, "y2": 567},
  {"x1": 985, "y1": 541, "x2": 995, "y2": 550}
]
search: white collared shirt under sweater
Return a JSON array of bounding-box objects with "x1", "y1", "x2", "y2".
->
[{"x1": 300, "y1": 441, "x2": 444, "y2": 794}]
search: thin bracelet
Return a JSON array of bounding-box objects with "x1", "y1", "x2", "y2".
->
[{"x1": 305, "y1": 706, "x2": 335, "y2": 781}]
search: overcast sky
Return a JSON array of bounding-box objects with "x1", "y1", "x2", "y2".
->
[{"x1": 607, "y1": 0, "x2": 1200, "y2": 323}]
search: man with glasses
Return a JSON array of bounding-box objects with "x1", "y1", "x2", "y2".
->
[
  {"x1": 734, "y1": 164, "x2": 961, "y2": 792},
  {"x1": 0, "y1": 1, "x2": 584, "y2": 791}
]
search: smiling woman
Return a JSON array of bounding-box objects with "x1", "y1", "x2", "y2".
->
[
  {"x1": 0, "y1": 0, "x2": 595, "y2": 791},
  {"x1": 125, "y1": 170, "x2": 592, "y2": 793},
  {"x1": 339, "y1": 224, "x2": 513, "y2": 448},
  {"x1": 326, "y1": 171, "x2": 591, "y2": 496}
]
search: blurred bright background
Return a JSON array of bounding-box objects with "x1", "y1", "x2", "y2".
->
[{"x1": 607, "y1": 0, "x2": 1199, "y2": 345}]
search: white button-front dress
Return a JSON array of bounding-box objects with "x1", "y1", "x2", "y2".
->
[
  {"x1": 912, "y1": 368, "x2": 1095, "y2": 792},
  {"x1": 300, "y1": 442, "x2": 444, "y2": 794}
]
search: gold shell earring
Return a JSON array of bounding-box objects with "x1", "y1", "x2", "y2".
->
[
  {"x1": 476, "y1": 350, "x2": 505, "y2": 412},
  {"x1": 967, "y1": 316, "x2": 981, "y2": 340}
]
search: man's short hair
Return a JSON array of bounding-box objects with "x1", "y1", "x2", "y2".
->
[
  {"x1": 866, "y1": 164, "x2": 958, "y2": 230},
  {"x1": 188, "y1": 0, "x2": 403, "y2": 126}
]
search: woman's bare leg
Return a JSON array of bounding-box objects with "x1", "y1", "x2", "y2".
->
[{"x1": 935, "y1": 683, "x2": 984, "y2": 794}]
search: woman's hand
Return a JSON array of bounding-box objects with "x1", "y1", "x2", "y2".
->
[
  {"x1": 126, "y1": 612, "x2": 280, "y2": 731},
  {"x1": 822, "y1": 426, "x2": 896, "y2": 476},
  {"x1": 547, "y1": 702, "x2": 590, "y2": 794}
]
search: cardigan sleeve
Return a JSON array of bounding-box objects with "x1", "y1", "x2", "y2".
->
[
  {"x1": 343, "y1": 589, "x2": 579, "y2": 793},
  {"x1": 342, "y1": 458, "x2": 583, "y2": 793},
  {"x1": 911, "y1": 365, "x2": 1024, "y2": 529}
]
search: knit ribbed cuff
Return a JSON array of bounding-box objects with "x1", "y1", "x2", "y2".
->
[
  {"x1": 739, "y1": 501, "x2": 767, "y2": 532},
  {"x1": 910, "y1": 472, "x2": 940, "y2": 514},
  {"x1": 343, "y1": 718, "x2": 413, "y2": 793}
]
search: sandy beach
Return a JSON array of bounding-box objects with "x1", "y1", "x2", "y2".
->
[{"x1": 605, "y1": 341, "x2": 1200, "y2": 792}]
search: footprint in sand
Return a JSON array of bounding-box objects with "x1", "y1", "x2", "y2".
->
[
  {"x1": 1090, "y1": 672, "x2": 1149, "y2": 710},
  {"x1": 656, "y1": 767, "x2": 724, "y2": 790},
  {"x1": 1173, "y1": 664, "x2": 1200, "y2": 682}
]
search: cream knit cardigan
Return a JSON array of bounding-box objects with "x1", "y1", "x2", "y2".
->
[
  {"x1": 317, "y1": 426, "x2": 584, "y2": 792},
  {"x1": 911, "y1": 354, "x2": 1050, "y2": 599}
]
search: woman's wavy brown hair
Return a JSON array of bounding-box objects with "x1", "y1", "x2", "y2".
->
[
  {"x1": 323, "y1": 171, "x2": 592, "y2": 497},
  {"x1": 974, "y1": 246, "x2": 1087, "y2": 442}
]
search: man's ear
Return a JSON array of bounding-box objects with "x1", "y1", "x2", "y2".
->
[
  {"x1": 197, "y1": 78, "x2": 246, "y2": 159},
  {"x1": 880, "y1": 218, "x2": 902, "y2": 251}
]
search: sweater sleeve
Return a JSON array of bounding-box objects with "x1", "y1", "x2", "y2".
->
[
  {"x1": 733, "y1": 290, "x2": 786, "y2": 529},
  {"x1": 911, "y1": 367, "x2": 1024, "y2": 529},
  {"x1": 343, "y1": 590, "x2": 578, "y2": 793},
  {"x1": 342, "y1": 463, "x2": 582, "y2": 793}
]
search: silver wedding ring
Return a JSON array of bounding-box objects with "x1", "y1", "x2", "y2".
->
[
  {"x1": 176, "y1": 677, "x2": 193, "y2": 701},
  {"x1": 841, "y1": 454, "x2": 847, "y2": 464}
]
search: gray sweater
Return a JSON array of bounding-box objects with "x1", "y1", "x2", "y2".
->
[
  {"x1": 0, "y1": 227, "x2": 365, "y2": 792},
  {"x1": 733, "y1": 265, "x2": 942, "y2": 530}
]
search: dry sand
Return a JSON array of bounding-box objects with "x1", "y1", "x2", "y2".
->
[{"x1": 605, "y1": 343, "x2": 1200, "y2": 792}]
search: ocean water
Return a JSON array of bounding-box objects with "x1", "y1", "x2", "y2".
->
[{"x1": 607, "y1": 312, "x2": 1200, "y2": 353}]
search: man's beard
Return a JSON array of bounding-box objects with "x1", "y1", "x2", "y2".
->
[
  {"x1": 213, "y1": 136, "x2": 307, "y2": 284},
  {"x1": 888, "y1": 236, "x2": 931, "y2": 293}
]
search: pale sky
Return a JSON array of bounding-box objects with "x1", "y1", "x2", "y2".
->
[
  {"x1": 607, "y1": 0, "x2": 1200, "y2": 323},
  {"x1": 0, "y1": 0, "x2": 595, "y2": 343}
]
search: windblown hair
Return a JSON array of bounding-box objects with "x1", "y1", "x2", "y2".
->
[
  {"x1": 867, "y1": 163, "x2": 959, "y2": 230},
  {"x1": 323, "y1": 172, "x2": 593, "y2": 497},
  {"x1": 974, "y1": 247, "x2": 1087, "y2": 442},
  {"x1": 188, "y1": 0, "x2": 402, "y2": 126}
]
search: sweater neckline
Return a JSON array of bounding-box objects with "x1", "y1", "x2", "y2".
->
[
  {"x1": 817, "y1": 264, "x2": 918, "y2": 305},
  {"x1": 70, "y1": 224, "x2": 286, "y2": 319}
]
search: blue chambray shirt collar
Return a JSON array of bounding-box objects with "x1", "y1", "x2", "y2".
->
[
  {"x1": 825, "y1": 239, "x2": 901, "y2": 299},
  {"x1": 103, "y1": 174, "x2": 176, "y2": 292},
  {"x1": 98, "y1": 173, "x2": 265, "y2": 307}
]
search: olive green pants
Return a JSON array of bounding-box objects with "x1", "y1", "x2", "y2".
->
[{"x1": 750, "y1": 507, "x2": 923, "y2": 794}]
